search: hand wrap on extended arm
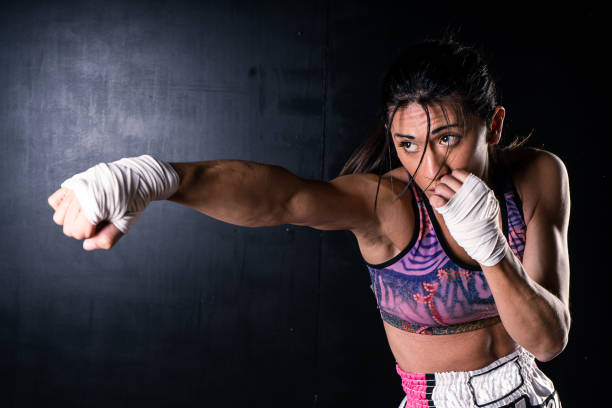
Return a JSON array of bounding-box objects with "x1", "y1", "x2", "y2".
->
[
  {"x1": 433, "y1": 173, "x2": 509, "y2": 267},
  {"x1": 60, "y1": 154, "x2": 180, "y2": 235}
]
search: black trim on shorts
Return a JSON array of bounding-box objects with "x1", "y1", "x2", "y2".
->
[
  {"x1": 496, "y1": 389, "x2": 559, "y2": 407},
  {"x1": 426, "y1": 373, "x2": 436, "y2": 407},
  {"x1": 467, "y1": 356, "x2": 524, "y2": 407}
]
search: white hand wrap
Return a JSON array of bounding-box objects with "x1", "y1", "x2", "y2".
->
[
  {"x1": 60, "y1": 154, "x2": 180, "y2": 235},
  {"x1": 433, "y1": 173, "x2": 508, "y2": 267}
]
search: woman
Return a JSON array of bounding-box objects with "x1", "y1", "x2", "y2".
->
[{"x1": 47, "y1": 37, "x2": 570, "y2": 407}]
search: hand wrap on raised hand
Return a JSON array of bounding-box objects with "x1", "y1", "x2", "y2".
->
[
  {"x1": 60, "y1": 155, "x2": 180, "y2": 235},
  {"x1": 433, "y1": 173, "x2": 508, "y2": 267}
]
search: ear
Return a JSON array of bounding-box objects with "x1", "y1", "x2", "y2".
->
[{"x1": 488, "y1": 106, "x2": 505, "y2": 145}]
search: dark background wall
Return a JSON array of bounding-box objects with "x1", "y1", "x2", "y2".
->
[{"x1": 0, "y1": 0, "x2": 606, "y2": 407}]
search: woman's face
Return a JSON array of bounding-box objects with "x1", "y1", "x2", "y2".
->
[{"x1": 387, "y1": 103, "x2": 504, "y2": 198}]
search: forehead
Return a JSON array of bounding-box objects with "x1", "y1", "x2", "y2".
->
[{"x1": 391, "y1": 103, "x2": 460, "y2": 130}]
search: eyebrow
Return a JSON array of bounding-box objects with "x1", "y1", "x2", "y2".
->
[{"x1": 394, "y1": 123, "x2": 462, "y2": 139}]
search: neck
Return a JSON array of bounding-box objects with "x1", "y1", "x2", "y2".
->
[{"x1": 484, "y1": 149, "x2": 501, "y2": 189}]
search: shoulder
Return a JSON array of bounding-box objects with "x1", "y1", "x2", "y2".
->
[
  {"x1": 341, "y1": 169, "x2": 416, "y2": 245},
  {"x1": 501, "y1": 147, "x2": 570, "y2": 227},
  {"x1": 378, "y1": 168, "x2": 416, "y2": 211},
  {"x1": 337, "y1": 169, "x2": 414, "y2": 211},
  {"x1": 499, "y1": 146, "x2": 565, "y2": 171},
  {"x1": 369, "y1": 169, "x2": 417, "y2": 242},
  {"x1": 331, "y1": 172, "x2": 397, "y2": 214}
]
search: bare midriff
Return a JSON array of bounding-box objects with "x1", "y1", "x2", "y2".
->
[{"x1": 383, "y1": 314, "x2": 520, "y2": 373}]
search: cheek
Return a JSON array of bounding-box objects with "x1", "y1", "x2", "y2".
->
[
  {"x1": 455, "y1": 140, "x2": 482, "y2": 162},
  {"x1": 463, "y1": 145, "x2": 488, "y2": 170},
  {"x1": 401, "y1": 159, "x2": 419, "y2": 175}
]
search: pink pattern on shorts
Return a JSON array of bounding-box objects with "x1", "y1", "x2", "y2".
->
[{"x1": 395, "y1": 364, "x2": 431, "y2": 407}]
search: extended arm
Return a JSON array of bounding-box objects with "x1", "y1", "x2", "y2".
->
[
  {"x1": 167, "y1": 159, "x2": 382, "y2": 233},
  {"x1": 167, "y1": 160, "x2": 298, "y2": 228},
  {"x1": 50, "y1": 156, "x2": 383, "y2": 249}
]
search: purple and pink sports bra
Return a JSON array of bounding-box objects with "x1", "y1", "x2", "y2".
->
[{"x1": 364, "y1": 166, "x2": 526, "y2": 335}]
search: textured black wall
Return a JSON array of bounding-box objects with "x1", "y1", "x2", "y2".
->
[{"x1": 0, "y1": 0, "x2": 605, "y2": 407}]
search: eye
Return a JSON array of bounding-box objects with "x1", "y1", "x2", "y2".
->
[
  {"x1": 398, "y1": 141, "x2": 416, "y2": 152},
  {"x1": 440, "y1": 134, "x2": 461, "y2": 145}
]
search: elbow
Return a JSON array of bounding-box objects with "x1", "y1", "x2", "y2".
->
[
  {"x1": 534, "y1": 342, "x2": 566, "y2": 362},
  {"x1": 534, "y1": 317, "x2": 571, "y2": 363}
]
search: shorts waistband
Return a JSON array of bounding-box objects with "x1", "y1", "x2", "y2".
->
[{"x1": 395, "y1": 346, "x2": 535, "y2": 387}]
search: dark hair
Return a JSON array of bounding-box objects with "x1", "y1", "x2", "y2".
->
[{"x1": 338, "y1": 34, "x2": 532, "y2": 211}]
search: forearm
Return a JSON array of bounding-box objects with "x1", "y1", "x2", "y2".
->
[
  {"x1": 167, "y1": 160, "x2": 298, "y2": 228},
  {"x1": 482, "y1": 246, "x2": 570, "y2": 362}
]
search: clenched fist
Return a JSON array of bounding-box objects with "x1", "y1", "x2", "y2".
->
[
  {"x1": 48, "y1": 155, "x2": 180, "y2": 251},
  {"x1": 48, "y1": 187, "x2": 124, "y2": 251}
]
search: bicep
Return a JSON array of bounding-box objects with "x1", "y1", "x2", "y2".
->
[
  {"x1": 284, "y1": 173, "x2": 381, "y2": 233},
  {"x1": 521, "y1": 151, "x2": 571, "y2": 306}
]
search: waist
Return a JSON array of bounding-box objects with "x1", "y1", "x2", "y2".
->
[
  {"x1": 396, "y1": 346, "x2": 534, "y2": 381},
  {"x1": 383, "y1": 319, "x2": 519, "y2": 373}
]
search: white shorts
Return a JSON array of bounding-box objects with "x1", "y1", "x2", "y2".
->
[{"x1": 396, "y1": 346, "x2": 561, "y2": 407}]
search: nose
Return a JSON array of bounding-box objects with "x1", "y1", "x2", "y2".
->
[{"x1": 422, "y1": 148, "x2": 450, "y2": 188}]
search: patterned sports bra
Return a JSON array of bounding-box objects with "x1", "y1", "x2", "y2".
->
[{"x1": 364, "y1": 166, "x2": 526, "y2": 335}]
